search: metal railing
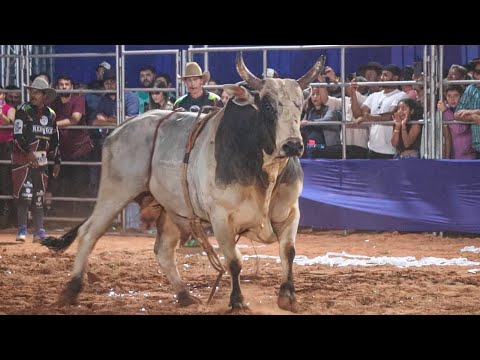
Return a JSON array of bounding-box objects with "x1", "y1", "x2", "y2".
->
[
  {"x1": 188, "y1": 45, "x2": 431, "y2": 159},
  {"x1": 1, "y1": 44, "x2": 479, "y2": 230}
]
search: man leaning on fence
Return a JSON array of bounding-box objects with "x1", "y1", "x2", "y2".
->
[
  {"x1": 173, "y1": 62, "x2": 223, "y2": 113},
  {"x1": 454, "y1": 59, "x2": 480, "y2": 159},
  {"x1": 51, "y1": 74, "x2": 94, "y2": 216}
]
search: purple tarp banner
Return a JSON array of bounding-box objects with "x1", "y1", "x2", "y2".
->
[{"x1": 299, "y1": 159, "x2": 480, "y2": 234}]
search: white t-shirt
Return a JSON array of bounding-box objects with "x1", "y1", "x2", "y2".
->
[
  {"x1": 363, "y1": 89, "x2": 409, "y2": 154},
  {"x1": 326, "y1": 91, "x2": 368, "y2": 148}
]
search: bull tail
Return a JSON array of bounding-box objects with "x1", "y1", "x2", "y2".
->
[{"x1": 40, "y1": 219, "x2": 87, "y2": 252}]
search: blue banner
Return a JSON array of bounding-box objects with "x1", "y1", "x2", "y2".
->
[{"x1": 299, "y1": 159, "x2": 480, "y2": 233}]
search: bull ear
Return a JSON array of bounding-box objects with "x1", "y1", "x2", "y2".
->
[
  {"x1": 236, "y1": 52, "x2": 263, "y2": 91},
  {"x1": 223, "y1": 84, "x2": 256, "y2": 105},
  {"x1": 297, "y1": 55, "x2": 326, "y2": 90}
]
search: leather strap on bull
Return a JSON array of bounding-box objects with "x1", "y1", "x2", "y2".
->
[
  {"x1": 181, "y1": 106, "x2": 227, "y2": 303},
  {"x1": 148, "y1": 109, "x2": 184, "y2": 182}
]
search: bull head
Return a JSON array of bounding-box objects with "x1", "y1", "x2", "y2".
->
[
  {"x1": 297, "y1": 55, "x2": 326, "y2": 90},
  {"x1": 236, "y1": 52, "x2": 264, "y2": 91}
]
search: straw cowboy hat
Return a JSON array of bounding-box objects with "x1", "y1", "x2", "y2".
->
[
  {"x1": 179, "y1": 62, "x2": 210, "y2": 83},
  {"x1": 25, "y1": 77, "x2": 57, "y2": 103}
]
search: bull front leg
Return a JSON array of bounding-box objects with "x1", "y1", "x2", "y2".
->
[
  {"x1": 211, "y1": 215, "x2": 248, "y2": 312},
  {"x1": 277, "y1": 244, "x2": 299, "y2": 313},
  {"x1": 274, "y1": 204, "x2": 300, "y2": 313},
  {"x1": 228, "y1": 257, "x2": 247, "y2": 311}
]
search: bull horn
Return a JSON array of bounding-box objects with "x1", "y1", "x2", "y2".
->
[
  {"x1": 297, "y1": 55, "x2": 327, "y2": 90},
  {"x1": 236, "y1": 52, "x2": 263, "y2": 91}
]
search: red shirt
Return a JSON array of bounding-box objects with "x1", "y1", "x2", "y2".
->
[
  {"x1": 52, "y1": 94, "x2": 93, "y2": 160},
  {"x1": 0, "y1": 103, "x2": 13, "y2": 143}
]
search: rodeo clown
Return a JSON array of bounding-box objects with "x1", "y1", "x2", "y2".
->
[{"x1": 12, "y1": 77, "x2": 61, "y2": 242}]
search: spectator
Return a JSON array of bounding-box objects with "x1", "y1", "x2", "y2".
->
[
  {"x1": 174, "y1": 62, "x2": 223, "y2": 113},
  {"x1": 5, "y1": 85, "x2": 22, "y2": 109},
  {"x1": 51, "y1": 75, "x2": 94, "y2": 214},
  {"x1": 93, "y1": 69, "x2": 139, "y2": 127},
  {"x1": 352, "y1": 64, "x2": 409, "y2": 159},
  {"x1": 358, "y1": 62, "x2": 383, "y2": 96},
  {"x1": 466, "y1": 58, "x2": 480, "y2": 78},
  {"x1": 137, "y1": 65, "x2": 156, "y2": 113},
  {"x1": 155, "y1": 73, "x2": 176, "y2": 103},
  {"x1": 437, "y1": 85, "x2": 474, "y2": 159},
  {"x1": 454, "y1": 59, "x2": 480, "y2": 158},
  {"x1": 446, "y1": 64, "x2": 469, "y2": 81},
  {"x1": 88, "y1": 61, "x2": 111, "y2": 90},
  {"x1": 318, "y1": 77, "x2": 370, "y2": 158},
  {"x1": 391, "y1": 98, "x2": 423, "y2": 159},
  {"x1": 11, "y1": 77, "x2": 60, "y2": 242},
  {"x1": 89, "y1": 69, "x2": 139, "y2": 197},
  {"x1": 401, "y1": 66, "x2": 418, "y2": 100},
  {"x1": 207, "y1": 79, "x2": 222, "y2": 96},
  {"x1": 0, "y1": 86, "x2": 16, "y2": 228},
  {"x1": 147, "y1": 80, "x2": 174, "y2": 111},
  {"x1": 321, "y1": 66, "x2": 342, "y2": 98},
  {"x1": 301, "y1": 86, "x2": 341, "y2": 158}
]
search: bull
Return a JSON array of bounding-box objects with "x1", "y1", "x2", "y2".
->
[{"x1": 46, "y1": 53, "x2": 325, "y2": 312}]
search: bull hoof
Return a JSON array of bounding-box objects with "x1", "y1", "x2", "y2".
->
[
  {"x1": 58, "y1": 277, "x2": 82, "y2": 307},
  {"x1": 277, "y1": 295, "x2": 299, "y2": 313},
  {"x1": 177, "y1": 290, "x2": 202, "y2": 307},
  {"x1": 228, "y1": 301, "x2": 250, "y2": 313}
]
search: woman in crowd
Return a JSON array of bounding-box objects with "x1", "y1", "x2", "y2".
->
[
  {"x1": 391, "y1": 98, "x2": 423, "y2": 159},
  {"x1": 147, "y1": 80, "x2": 174, "y2": 111}
]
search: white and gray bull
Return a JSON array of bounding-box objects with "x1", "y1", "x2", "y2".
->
[{"x1": 49, "y1": 53, "x2": 325, "y2": 312}]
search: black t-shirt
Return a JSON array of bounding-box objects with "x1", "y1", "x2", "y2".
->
[{"x1": 173, "y1": 91, "x2": 223, "y2": 113}]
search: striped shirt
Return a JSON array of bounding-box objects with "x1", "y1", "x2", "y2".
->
[{"x1": 456, "y1": 84, "x2": 480, "y2": 151}]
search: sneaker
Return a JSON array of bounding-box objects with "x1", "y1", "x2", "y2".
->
[
  {"x1": 16, "y1": 225, "x2": 27, "y2": 242},
  {"x1": 33, "y1": 229, "x2": 47, "y2": 243}
]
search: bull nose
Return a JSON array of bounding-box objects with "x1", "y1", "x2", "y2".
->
[{"x1": 282, "y1": 140, "x2": 304, "y2": 157}]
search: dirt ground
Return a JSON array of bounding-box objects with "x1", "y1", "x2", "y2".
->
[{"x1": 1, "y1": 228, "x2": 480, "y2": 315}]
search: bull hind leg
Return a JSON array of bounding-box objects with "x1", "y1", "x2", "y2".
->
[
  {"x1": 274, "y1": 205, "x2": 300, "y2": 313},
  {"x1": 154, "y1": 211, "x2": 200, "y2": 306},
  {"x1": 59, "y1": 184, "x2": 142, "y2": 306}
]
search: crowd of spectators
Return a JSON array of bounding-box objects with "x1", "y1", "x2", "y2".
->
[{"x1": 1, "y1": 55, "x2": 480, "y2": 236}]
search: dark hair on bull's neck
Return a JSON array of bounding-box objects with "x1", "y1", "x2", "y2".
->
[{"x1": 214, "y1": 92, "x2": 277, "y2": 192}]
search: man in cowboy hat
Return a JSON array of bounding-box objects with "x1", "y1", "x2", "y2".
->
[
  {"x1": 11, "y1": 76, "x2": 61, "y2": 242},
  {"x1": 174, "y1": 62, "x2": 223, "y2": 247},
  {"x1": 173, "y1": 62, "x2": 223, "y2": 113}
]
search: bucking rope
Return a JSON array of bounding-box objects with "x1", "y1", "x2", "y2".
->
[{"x1": 179, "y1": 106, "x2": 228, "y2": 304}]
